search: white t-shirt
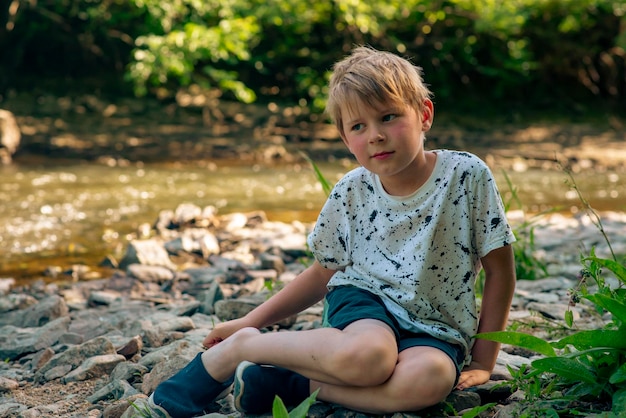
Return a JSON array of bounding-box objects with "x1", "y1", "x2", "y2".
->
[{"x1": 307, "y1": 150, "x2": 516, "y2": 362}]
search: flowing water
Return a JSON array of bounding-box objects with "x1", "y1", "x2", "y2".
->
[{"x1": 1, "y1": 157, "x2": 625, "y2": 281}]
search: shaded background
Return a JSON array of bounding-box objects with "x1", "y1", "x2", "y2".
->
[{"x1": 1, "y1": 0, "x2": 624, "y2": 119}]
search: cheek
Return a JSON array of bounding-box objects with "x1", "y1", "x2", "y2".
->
[{"x1": 346, "y1": 138, "x2": 366, "y2": 155}]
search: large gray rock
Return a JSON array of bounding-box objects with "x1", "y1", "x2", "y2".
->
[
  {"x1": 62, "y1": 353, "x2": 126, "y2": 383},
  {"x1": 0, "y1": 295, "x2": 69, "y2": 327},
  {"x1": 119, "y1": 239, "x2": 177, "y2": 270},
  {"x1": 0, "y1": 316, "x2": 70, "y2": 360},
  {"x1": 34, "y1": 336, "x2": 116, "y2": 383}
]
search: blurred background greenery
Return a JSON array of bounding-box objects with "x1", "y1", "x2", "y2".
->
[{"x1": 1, "y1": 0, "x2": 624, "y2": 121}]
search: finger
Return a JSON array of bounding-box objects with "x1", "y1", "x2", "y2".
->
[
  {"x1": 202, "y1": 336, "x2": 222, "y2": 349},
  {"x1": 456, "y1": 377, "x2": 469, "y2": 390}
]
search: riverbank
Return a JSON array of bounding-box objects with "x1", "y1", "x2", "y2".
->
[
  {"x1": 0, "y1": 203, "x2": 623, "y2": 417},
  {"x1": 2, "y1": 92, "x2": 626, "y2": 284},
  {"x1": 3, "y1": 91, "x2": 626, "y2": 171}
]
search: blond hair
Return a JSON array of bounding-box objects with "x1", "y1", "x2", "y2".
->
[{"x1": 326, "y1": 46, "x2": 432, "y2": 137}]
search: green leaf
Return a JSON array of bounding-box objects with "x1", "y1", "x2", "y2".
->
[
  {"x1": 272, "y1": 396, "x2": 289, "y2": 418},
  {"x1": 564, "y1": 309, "x2": 574, "y2": 328},
  {"x1": 552, "y1": 329, "x2": 626, "y2": 350},
  {"x1": 271, "y1": 389, "x2": 320, "y2": 418},
  {"x1": 300, "y1": 152, "x2": 334, "y2": 196},
  {"x1": 613, "y1": 388, "x2": 626, "y2": 414},
  {"x1": 476, "y1": 331, "x2": 556, "y2": 357},
  {"x1": 531, "y1": 357, "x2": 597, "y2": 385},
  {"x1": 584, "y1": 256, "x2": 626, "y2": 285},
  {"x1": 610, "y1": 363, "x2": 626, "y2": 384},
  {"x1": 288, "y1": 389, "x2": 320, "y2": 418},
  {"x1": 584, "y1": 294, "x2": 626, "y2": 324},
  {"x1": 461, "y1": 402, "x2": 496, "y2": 418}
]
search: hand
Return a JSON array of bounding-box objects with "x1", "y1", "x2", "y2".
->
[
  {"x1": 456, "y1": 362, "x2": 491, "y2": 390},
  {"x1": 202, "y1": 317, "x2": 252, "y2": 349}
]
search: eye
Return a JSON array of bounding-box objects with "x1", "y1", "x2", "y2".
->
[
  {"x1": 351, "y1": 122, "x2": 364, "y2": 132},
  {"x1": 382, "y1": 113, "x2": 397, "y2": 122}
]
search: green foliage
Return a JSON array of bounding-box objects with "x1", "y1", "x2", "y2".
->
[
  {"x1": 477, "y1": 167, "x2": 626, "y2": 415},
  {"x1": 460, "y1": 402, "x2": 497, "y2": 418},
  {"x1": 478, "y1": 246, "x2": 626, "y2": 415},
  {"x1": 1, "y1": 0, "x2": 624, "y2": 107},
  {"x1": 128, "y1": 399, "x2": 154, "y2": 417},
  {"x1": 300, "y1": 152, "x2": 333, "y2": 197},
  {"x1": 272, "y1": 389, "x2": 319, "y2": 418},
  {"x1": 501, "y1": 171, "x2": 550, "y2": 282}
]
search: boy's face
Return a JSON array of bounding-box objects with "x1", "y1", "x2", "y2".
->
[{"x1": 339, "y1": 97, "x2": 434, "y2": 194}]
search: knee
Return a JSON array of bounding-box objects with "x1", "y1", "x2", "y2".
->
[
  {"x1": 396, "y1": 356, "x2": 456, "y2": 409},
  {"x1": 329, "y1": 338, "x2": 397, "y2": 386}
]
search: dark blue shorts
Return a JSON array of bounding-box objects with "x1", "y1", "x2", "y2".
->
[{"x1": 324, "y1": 285, "x2": 465, "y2": 379}]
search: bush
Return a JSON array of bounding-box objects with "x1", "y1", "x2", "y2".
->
[{"x1": 1, "y1": 0, "x2": 624, "y2": 111}]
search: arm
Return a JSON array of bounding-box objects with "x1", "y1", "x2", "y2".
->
[
  {"x1": 457, "y1": 244, "x2": 516, "y2": 389},
  {"x1": 203, "y1": 260, "x2": 335, "y2": 347},
  {"x1": 243, "y1": 260, "x2": 335, "y2": 328}
]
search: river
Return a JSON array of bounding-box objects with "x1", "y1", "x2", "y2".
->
[{"x1": 1, "y1": 155, "x2": 625, "y2": 282}]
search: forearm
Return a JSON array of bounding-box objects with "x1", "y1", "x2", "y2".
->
[
  {"x1": 471, "y1": 245, "x2": 516, "y2": 370},
  {"x1": 243, "y1": 260, "x2": 334, "y2": 329}
]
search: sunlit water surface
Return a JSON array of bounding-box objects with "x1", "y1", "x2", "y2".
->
[{"x1": 1, "y1": 159, "x2": 624, "y2": 281}]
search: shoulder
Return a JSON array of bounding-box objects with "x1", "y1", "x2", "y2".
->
[
  {"x1": 437, "y1": 149, "x2": 487, "y2": 167},
  {"x1": 330, "y1": 166, "x2": 373, "y2": 195},
  {"x1": 435, "y1": 150, "x2": 493, "y2": 178}
]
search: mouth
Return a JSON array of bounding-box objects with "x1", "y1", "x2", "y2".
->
[{"x1": 371, "y1": 151, "x2": 394, "y2": 159}]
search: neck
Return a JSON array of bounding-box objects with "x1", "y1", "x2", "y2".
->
[{"x1": 380, "y1": 151, "x2": 437, "y2": 196}]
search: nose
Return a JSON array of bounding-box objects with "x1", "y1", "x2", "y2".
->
[{"x1": 369, "y1": 128, "x2": 385, "y2": 143}]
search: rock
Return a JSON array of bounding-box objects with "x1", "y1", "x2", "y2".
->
[
  {"x1": 34, "y1": 336, "x2": 116, "y2": 383},
  {"x1": 214, "y1": 297, "x2": 260, "y2": 321},
  {"x1": 62, "y1": 354, "x2": 126, "y2": 383},
  {"x1": 0, "y1": 109, "x2": 21, "y2": 164},
  {"x1": 525, "y1": 301, "x2": 580, "y2": 321},
  {"x1": 119, "y1": 239, "x2": 177, "y2": 270},
  {"x1": 165, "y1": 229, "x2": 221, "y2": 259},
  {"x1": 103, "y1": 393, "x2": 147, "y2": 418},
  {"x1": 109, "y1": 362, "x2": 148, "y2": 384},
  {"x1": 0, "y1": 403, "x2": 28, "y2": 416},
  {"x1": 196, "y1": 281, "x2": 225, "y2": 315},
  {"x1": 88, "y1": 289, "x2": 122, "y2": 306},
  {"x1": 137, "y1": 340, "x2": 193, "y2": 370},
  {"x1": 29, "y1": 347, "x2": 55, "y2": 371},
  {"x1": 0, "y1": 294, "x2": 69, "y2": 327},
  {"x1": 445, "y1": 390, "x2": 482, "y2": 412},
  {"x1": 0, "y1": 316, "x2": 70, "y2": 360},
  {"x1": 215, "y1": 296, "x2": 297, "y2": 328},
  {"x1": 140, "y1": 355, "x2": 192, "y2": 394},
  {"x1": 0, "y1": 376, "x2": 19, "y2": 392},
  {"x1": 259, "y1": 252, "x2": 286, "y2": 275},
  {"x1": 115, "y1": 335, "x2": 143, "y2": 359},
  {"x1": 0, "y1": 293, "x2": 37, "y2": 313},
  {"x1": 58, "y1": 332, "x2": 84, "y2": 345},
  {"x1": 126, "y1": 263, "x2": 176, "y2": 283},
  {"x1": 173, "y1": 203, "x2": 203, "y2": 226},
  {"x1": 0, "y1": 278, "x2": 16, "y2": 295}
]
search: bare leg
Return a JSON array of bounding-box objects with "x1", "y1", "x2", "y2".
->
[
  {"x1": 313, "y1": 346, "x2": 457, "y2": 414},
  {"x1": 202, "y1": 319, "x2": 398, "y2": 387}
]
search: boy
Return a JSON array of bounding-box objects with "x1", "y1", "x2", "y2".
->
[{"x1": 148, "y1": 46, "x2": 516, "y2": 416}]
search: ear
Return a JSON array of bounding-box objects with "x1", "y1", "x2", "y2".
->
[{"x1": 421, "y1": 99, "x2": 434, "y2": 131}]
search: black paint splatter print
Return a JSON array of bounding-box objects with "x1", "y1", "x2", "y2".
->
[{"x1": 308, "y1": 150, "x2": 516, "y2": 363}]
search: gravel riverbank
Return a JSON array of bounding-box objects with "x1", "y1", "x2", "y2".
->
[{"x1": 0, "y1": 205, "x2": 624, "y2": 417}]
